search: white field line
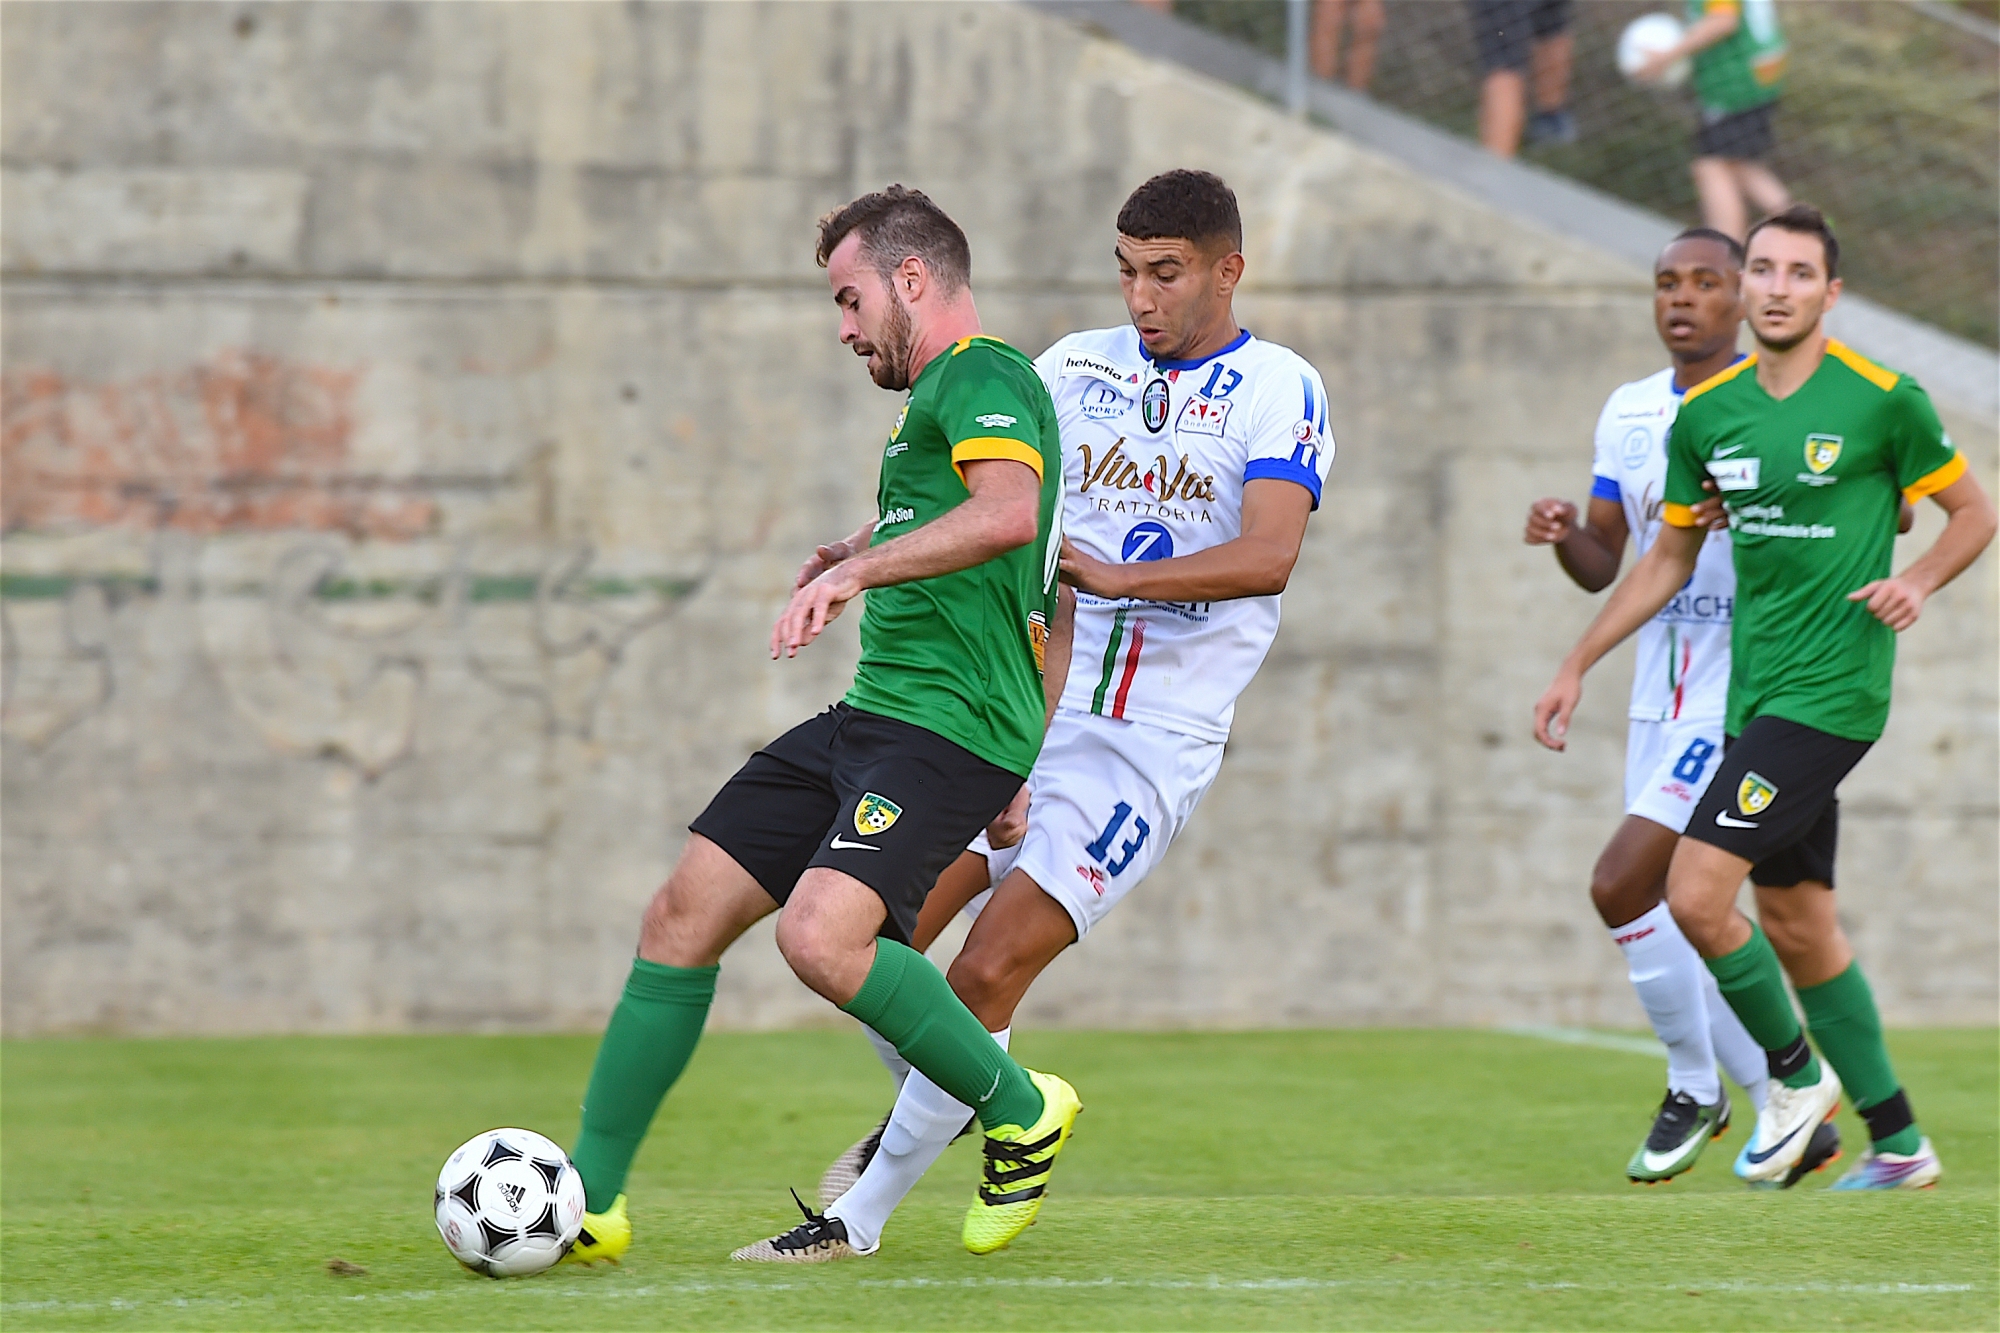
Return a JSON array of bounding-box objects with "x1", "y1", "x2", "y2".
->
[
  {"x1": 3, "y1": 1277, "x2": 1977, "y2": 1314},
  {"x1": 1499, "y1": 1024, "x2": 1670, "y2": 1059}
]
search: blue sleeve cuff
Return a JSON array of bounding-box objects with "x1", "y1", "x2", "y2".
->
[
  {"x1": 1590, "y1": 475, "x2": 1621, "y2": 502},
  {"x1": 1244, "y1": 457, "x2": 1323, "y2": 510}
]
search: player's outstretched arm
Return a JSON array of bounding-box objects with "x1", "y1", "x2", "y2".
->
[
  {"x1": 771, "y1": 457, "x2": 1041, "y2": 658},
  {"x1": 1059, "y1": 478, "x2": 1312, "y2": 603},
  {"x1": 1533, "y1": 522, "x2": 1704, "y2": 750},
  {"x1": 1847, "y1": 470, "x2": 1998, "y2": 632},
  {"x1": 1524, "y1": 496, "x2": 1628, "y2": 592}
]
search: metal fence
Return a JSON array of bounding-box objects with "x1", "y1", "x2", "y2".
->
[{"x1": 1171, "y1": 0, "x2": 1999, "y2": 347}]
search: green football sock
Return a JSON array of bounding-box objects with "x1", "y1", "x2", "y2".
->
[
  {"x1": 841, "y1": 939, "x2": 1042, "y2": 1131},
  {"x1": 1707, "y1": 922, "x2": 1824, "y2": 1089},
  {"x1": 571, "y1": 958, "x2": 717, "y2": 1213},
  {"x1": 1799, "y1": 963, "x2": 1921, "y2": 1154}
]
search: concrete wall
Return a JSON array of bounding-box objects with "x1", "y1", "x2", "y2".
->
[{"x1": 3, "y1": 0, "x2": 1992, "y2": 1034}]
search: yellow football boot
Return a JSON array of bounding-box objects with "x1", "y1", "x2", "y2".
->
[
  {"x1": 562, "y1": 1192, "x2": 630, "y2": 1265},
  {"x1": 962, "y1": 1070, "x2": 1082, "y2": 1255}
]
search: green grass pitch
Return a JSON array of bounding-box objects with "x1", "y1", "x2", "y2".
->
[{"x1": 4, "y1": 1028, "x2": 1994, "y2": 1330}]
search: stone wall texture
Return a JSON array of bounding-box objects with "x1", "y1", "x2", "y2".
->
[{"x1": 4, "y1": 0, "x2": 1993, "y2": 1034}]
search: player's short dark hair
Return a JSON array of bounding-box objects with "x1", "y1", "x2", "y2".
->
[
  {"x1": 1116, "y1": 170, "x2": 1243, "y2": 253},
  {"x1": 1745, "y1": 205, "x2": 1840, "y2": 280},
  {"x1": 1667, "y1": 226, "x2": 1745, "y2": 269},
  {"x1": 815, "y1": 185, "x2": 971, "y2": 293}
]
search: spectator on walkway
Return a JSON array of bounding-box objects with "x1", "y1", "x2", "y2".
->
[
  {"x1": 1312, "y1": 0, "x2": 1387, "y2": 92},
  {"x1": 1468, "y1": 0, "x2": 1575, "y2": 157},
  {"x1": 1635, "y1": 0, "x2": 1790, "y2": 240}
]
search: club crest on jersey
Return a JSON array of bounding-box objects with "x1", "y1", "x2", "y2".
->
[
  {"x1": 889, "y1": 404, "x2": 909, "y2": 443},
  {"x1": 1736, "y1": 772, "x2": 1778, "y2": 817},
  {"x1": 1176, "y1": 397, "x2": 1231, "y2": 437},
  {"x1": 854, "y1": 792, "x2": 903, "y2": 837},
  {"x1": 1141, "y1": 377, "x2": 1170, "y2": 432},
  {"x1": 1804, "y1": 433, "x2": 1842, "y2": 474}
]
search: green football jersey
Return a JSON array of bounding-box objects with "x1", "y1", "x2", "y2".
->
[
  {"x1": 1663, "y1": 340, "x2": 1965, "y2": 742},
  {"x1": 1686, "y1": 0, "x2": 1786, "y2": 115},
  {"x1": 843, "y1": 335, "x2": 1062, "y2": 778}
]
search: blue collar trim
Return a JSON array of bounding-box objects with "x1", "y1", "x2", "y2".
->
[{"x1": 1148, "y1": 328, "x2": 1252, "y2": 372}]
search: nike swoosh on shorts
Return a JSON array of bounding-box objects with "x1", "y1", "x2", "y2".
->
[
  {"x1": 828, "y1": 836, "x2": 880, "y2": 851},
  {"x1": 1715, "y1": 811, "x2": 1759, "y2": 828}
]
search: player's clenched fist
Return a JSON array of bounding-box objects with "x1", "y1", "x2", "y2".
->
[
  {"x1": 1524, "y1": 498, "x2": 1578, "y2": 546},
  {"x1": 1532, "y1": 668, "x2": 1584, "y2": 751}
]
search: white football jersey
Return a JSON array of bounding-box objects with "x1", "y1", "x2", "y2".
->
[
  {"x1": 1035, "y1": 326, "x2": 1333, "y2": 743},
  {"x1": 1589, "y1": 366, "x2": 1735, "y2": 722}
]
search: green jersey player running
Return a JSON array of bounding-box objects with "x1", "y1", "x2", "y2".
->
[
  {"x1": 1534, "y1": 205, "x2": 1996, "y2": 1189},
  {"x1": 560, "y1": 185, "x2": 1078, "y2": 1263}
]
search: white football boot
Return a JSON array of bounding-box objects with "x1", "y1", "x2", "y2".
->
[{"x1": 1734, "y1": 1060, "x2": 1842, "y2": 1183}]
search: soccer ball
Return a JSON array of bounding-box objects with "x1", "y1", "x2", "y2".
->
[
  {"x1": 433, "y1": 1128, "x2": 585, "y2": 1277},
  {"x1": 1617, "y1": 13, "x2": 1690, "y2": 88}
]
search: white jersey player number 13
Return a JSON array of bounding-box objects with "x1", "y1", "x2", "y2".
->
[{"x1": 1036, "y1": 326, "x2": 1333, "y2": 741}]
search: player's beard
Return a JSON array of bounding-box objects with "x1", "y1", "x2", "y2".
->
[{"x1": 866, "y1": 287, "x2": 917, "y2": 391}]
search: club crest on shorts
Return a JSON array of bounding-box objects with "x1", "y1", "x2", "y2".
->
[
  {"x1": 854, "y1": 792, "x2": 903, "y2": 837},
  {"x1": 1141, "y1": 377, "x2": 1170, "y2": 433},
  {"x1": 1804, "y1": 433, "x2": 1842, "y2": 474},
  {"x1": 1736, "y1": 771, "x2": 1778, "y2": 817}
]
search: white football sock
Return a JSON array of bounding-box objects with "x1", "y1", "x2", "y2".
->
[
  {"x1": 1702, "y1": 965, "x2": 1770, "y2": 1112},
  {"x1": 829, "y1": 1027, "x2": 1010, "y2": 1252},
  {"x1": 1613, "y1": 902, "x2": 1721, "y2": 1104},
  {"x1": 863, "y1": 1025, "x2": 912, "y2": 1094}
]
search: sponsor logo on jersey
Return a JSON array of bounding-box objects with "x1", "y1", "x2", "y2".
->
[
  {"x1": 1292, "y1": 419, "x2": 1319, "y2": 446},
  {"x1": 975, "y1": 412, "x2": 1018, "y2": 429},
  {"x1": 875, "y1": 506, "x2": 915, "y2": 531},
  {"x1": 1706, "y1": 457, "x2": 1760, "y2": 491},
  {"x1": 1027, "y1": 609, "x2": 1049, "y2": 673},
  {"x1": 1077, "y1": 438, "x2": 1218, "y2": 503},
  {"x1": 1176, "y1": 397, "x2": 1231, "y2": 437},
  {"x1": 1804, "y1": 434, "x2": 1842, "y2": 473},
  {"x1": 1077, "y1": 381, "x2": 1130, "y2": 421},
  {"x1": 1736, "y1": 772, "x2": 1777, "y2": 817},
  {"x1": 1062, "y1": 350, "x2": 1143, "y2": 386},
  {"x1": 885, "y1": 441, "x2": 908, "y2": 457},
  {"x1": 1141, "y1": 377, "x2": 1170, "y2": 432},
  {"x1": 854, "y1": 792, "x2": 903, "y2": 837},
  {"x1": 1621, "y1": 425, "x2": 1653, "y2": 467},
  {"x1": 1121, "y1": 521, "x2": 1174, "y2": 562}
]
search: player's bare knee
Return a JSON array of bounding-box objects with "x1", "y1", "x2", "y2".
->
[
  {"x1": 945, "y1": 944, "x2": 1019, "y2": 1023},
  {"x1": 1588, "y1": 865, "x2": 1659, "y2": 928},
  {"x1": 772, "y1": 909, "x2": 839, "y2": 996}
]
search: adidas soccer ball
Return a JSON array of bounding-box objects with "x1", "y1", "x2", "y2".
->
[{"x1": 434, "y1": 1128, "x2": 585, "y2": 1277}]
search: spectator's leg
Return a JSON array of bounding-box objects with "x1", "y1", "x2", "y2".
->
[
  {"x1": 1310, "y1": 0, "x2": 1347, "y2": 83},
  {"x1": 1345, "y1": 0, "x2": 1385, "y2": 90},
  {"x1": 1691, "y1": 156, "x2": 1748, "y2": 239},
  {"x1": 1735, "y1": 161, "x2": 1791, "y2": 220},
  {"x1": 1529, "y1": 31, "x2": 1572, "y2": 114},
  {"x1": 1480, "y1": 69, "x2": 1528, "y2": 157}
]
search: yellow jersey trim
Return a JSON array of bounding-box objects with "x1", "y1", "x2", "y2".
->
[
  {"x1": 1681, "y1": 354, "x2": 1758, "y2": 406},
  {"x1": 951, "y1": 437, "x2": 1045, "y2": 485},
  {"x1": 1903, "y1": 452, "x2": 1967, "y2": 503},
  {"x1": 1661, "y1": 502, "x2": 1701, "y2": 529},
  {"x1": 1825, "y1": 340, "x2": 1901, "y2": 393},
  {"x1": 950, "y1": 335, "x2": 1007, "y2": 357}
]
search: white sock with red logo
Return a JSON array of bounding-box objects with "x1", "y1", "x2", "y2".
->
[
  {"x1": 1612, "y1": 902, "x2": 1721, "y2": 1105},
  {"x1": 1701, "y1": 965, "x2": 1771, "y2": 1112},
  {"x1": 828, "y1": 1027, "x2": 1010, "y2": 1252}
]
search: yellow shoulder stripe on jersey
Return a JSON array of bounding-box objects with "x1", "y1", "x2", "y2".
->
[
  {"x1": 1903, "y1": 451, "x2": 1967, "y2": 503},
  {"x1": 951, "y1": 437, "x2": 1045, "y2": 485},
  {"x1": 1680, "y1": 354, "x2": 1758, "y2": 406},
  {"x1": 1702, "y1": 0, "x2": 1741, "y2": 13},
  {"x1": 950, "y1": 335, "x2": 1008, "y2": 357},
  {"x1": 1825, "y1": 340, "x2": 1901, "y2": 392},
  {"x1": 1661, "y1": 502, "x2": 1701, "y2": 528}
]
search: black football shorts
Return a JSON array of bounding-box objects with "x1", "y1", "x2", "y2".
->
[
  {"x1": 1696, "y1": 101, "x2": 1778, "y2": 161},
  {"x1": 1685, "y1": 715, "x2": 1871, "y2": 888},
  {"x1": 690, "y1": 703, "x2": 1024, "y2": 944}
]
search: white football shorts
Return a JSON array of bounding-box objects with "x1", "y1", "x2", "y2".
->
[
  {"x1": 966, "y1": 707, "x2": 1225, "y2": 939},
  {"x1": 1625, "y1": 716, "x2": 1728, "y2": 834}
]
